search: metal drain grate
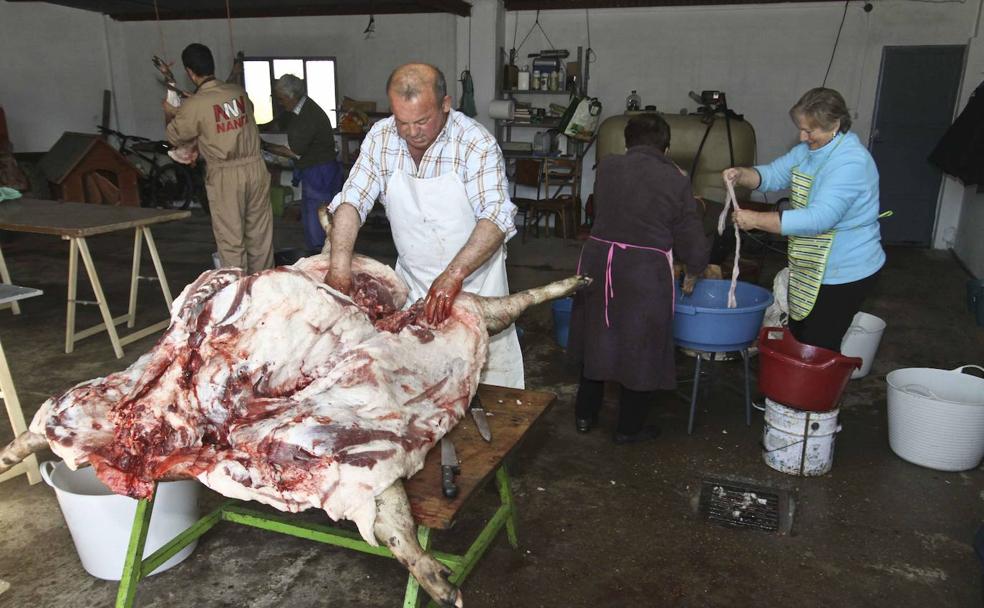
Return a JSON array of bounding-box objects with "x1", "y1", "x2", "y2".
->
[{"x1": 699, "y1": 479, "x2": 782, "y2": 532}]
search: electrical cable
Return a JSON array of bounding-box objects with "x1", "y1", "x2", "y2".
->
[
  {"x1": 740, "y1": 228, "x2": 789, "y2": 257},
  {"x1": 465, "y1": 15, "x2": 470, "y2": 69},
  {"x1": 822, "y1": 0, "x2": 851, "y2": 87},
  {"x1": 585, "y1": 8, "x2": 597, "y2": 64},
  {"x1": 853, "y1": 6, "x2": 871, "y2": 114}
]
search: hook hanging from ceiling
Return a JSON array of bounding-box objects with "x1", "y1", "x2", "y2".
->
[{"x1": 364, "y1": 1, "x2": 376, "y2": 40}]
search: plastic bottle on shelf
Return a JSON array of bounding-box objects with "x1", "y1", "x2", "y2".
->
[
  {"x1": 626, "y1": 90, "x2": 642, "y2": 112},
  {"x1": 517, "y1": 66, "x2": 530, "y2": 91},
  {"x1": 532, "y1": 70, "x2": 541, "y2": 91}
]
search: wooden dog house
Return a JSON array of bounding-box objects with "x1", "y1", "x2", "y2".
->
[{"x1": 39, "y1": 132, "x2": 140, "y2": 206}]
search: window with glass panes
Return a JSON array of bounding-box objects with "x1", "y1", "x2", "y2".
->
[{"x1": 243, "y1": 57, "x2": 338, "y2": 129}]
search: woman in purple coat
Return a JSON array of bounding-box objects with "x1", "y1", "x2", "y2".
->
[{"x1": 567, "y1": 113, "x2": 709, "y2": 443}]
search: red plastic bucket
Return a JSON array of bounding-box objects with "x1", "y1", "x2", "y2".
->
[{"x1": 757, "y1": 327, "x2": 862, "y2": 412}]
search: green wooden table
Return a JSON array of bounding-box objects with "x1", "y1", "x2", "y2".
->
[{"x1": 114, "y1": 384, "x2": 556, "y2": 607}]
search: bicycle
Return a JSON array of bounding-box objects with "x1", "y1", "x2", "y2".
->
[{"x1": 97, "y1": 125, "x2": 209, "y2": 215}]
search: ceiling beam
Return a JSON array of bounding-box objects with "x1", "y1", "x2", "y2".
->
[
  {"x1": 112, "y1": 3, "x2": 464, "y2": 21},
  {"x1": 4, "y1": 0, "x2": 470, "y2": 21},
  {"x1": 415, "y1": 0, "x2": 471, "y2": 16},
  {"x1": 504, "y1": 0, "x2": 844, "y2": 8}
]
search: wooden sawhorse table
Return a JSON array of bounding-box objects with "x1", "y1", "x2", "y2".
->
[
  {"x1": 0, "y1": 199, "x2": 190, "y2": 358},
  {"x1": 114, "y1": 384, "x2": 555, "y2": 608},
  {"x1": 0, "y1": 284, "x2": 43, "y2": 485}
]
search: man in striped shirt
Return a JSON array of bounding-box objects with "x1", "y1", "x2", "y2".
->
[{"x1": 327, "y1": 63, "x2": 524, "y2": 389}]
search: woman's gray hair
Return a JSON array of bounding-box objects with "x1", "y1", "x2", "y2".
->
[
  {"x1": 273, "y1": 74, "x2": 306, "y2": 100},
  {"x1": 790, "y1": 87, "x2": 852, "y2": 133}
]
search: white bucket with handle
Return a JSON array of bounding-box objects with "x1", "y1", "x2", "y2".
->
[
  {"x1": 40, "y1": 461, "x2": 200, "y2": 580},
  {"x1": 886, "y1": 365, "x2": 984, "y2": 472},
  {"x1": 761, "y1": 399, "x2": 841, "y2": 476},
  {"x1": 840, "y1": 311, "x2": 886, "y2": 379}
]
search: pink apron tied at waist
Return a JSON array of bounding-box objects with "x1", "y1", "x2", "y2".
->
[{"x1": 577, "y1": 236, "x2": 674, "y2": 328}]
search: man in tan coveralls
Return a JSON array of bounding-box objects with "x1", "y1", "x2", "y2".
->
[{"x1": 164, "y1": 43, "x2": 273, "y2": 273}]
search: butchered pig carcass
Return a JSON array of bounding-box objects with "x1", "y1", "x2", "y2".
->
[{"x1": 1, "y1": 238, "x2": 587, "y2": 607}]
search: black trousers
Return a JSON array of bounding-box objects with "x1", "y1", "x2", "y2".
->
[
  {"x1": 575, "y1": 375, "x2": 653, "y2": 435},
  {"x1": 789, "y1": 271, "x2": 880, "y2": 352}
]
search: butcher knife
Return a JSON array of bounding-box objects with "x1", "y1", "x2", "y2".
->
[
  {"x1": 469, "y1": 394, "x2": 492, "y2": 442},
  {"x1": 440, "y1": 437, "x2": 460, "y2": 499}
]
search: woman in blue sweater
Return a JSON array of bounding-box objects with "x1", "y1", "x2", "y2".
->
[{"x1": 723, "y1": 87, "x2": 885, "y2": 351}]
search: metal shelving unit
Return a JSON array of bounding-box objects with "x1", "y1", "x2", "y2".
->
[
  {"x1": 494, "y1": 46, "x2": 586, "y2": 157},
  {"x1": 495, "y1": 47, "x2": 589, "y2": 236}
]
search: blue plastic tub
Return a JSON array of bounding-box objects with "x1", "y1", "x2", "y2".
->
[
  {"x1": 552, "y1": 297, "x2": 573, "y2": 348},
  {"x1": 673, "y1": 279, "x2": 773, "y2": 352}
]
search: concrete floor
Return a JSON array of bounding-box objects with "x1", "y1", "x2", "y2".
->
[{"x1": 0, "y1": 208, "x2": 981, "y2": 608}]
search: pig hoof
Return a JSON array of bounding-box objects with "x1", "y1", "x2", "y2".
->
[{"x1": 442, "y1": 588, "x2": 464, "y2": 608}]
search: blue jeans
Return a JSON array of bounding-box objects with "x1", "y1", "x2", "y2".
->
[{"x1": 295, "y1": 161, "x2": 343, "y2": 250}]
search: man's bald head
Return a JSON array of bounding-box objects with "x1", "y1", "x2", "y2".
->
[{"x1": 386, "y1": 63, "x2": 448, "y2": 105}]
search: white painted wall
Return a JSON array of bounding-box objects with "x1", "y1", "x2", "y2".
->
[
  {"x1": 491, "y1": 3, "x2": 981, "y2": 246},
  {"x1": 456, "y1": 0, "x2": 506, "y2": 134},
  {"x1": 0, "y1": 4, "x2": 457, "y2": 151},
  {"x1": 0, "y1": 2, "x2": 112, "y2": 152},
  {"x1": 104, "y1": 12, "x2": 458, "y2": 140}
]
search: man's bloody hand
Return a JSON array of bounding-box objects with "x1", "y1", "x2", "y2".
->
[
  {"x1": 423, "y1": 270, "x2": 464, "y2": 325},
  {"x1": 327, "y1": 267, "x2": 352, "y2": 295}
]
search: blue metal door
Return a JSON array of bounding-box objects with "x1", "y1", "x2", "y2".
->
[{"x1": 870, "y1": 45, "x2": 965, "y2": 246}]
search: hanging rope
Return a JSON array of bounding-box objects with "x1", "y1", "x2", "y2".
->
[
  {"x1": 153, "y1": 0, "x2": 168, "y2": 60},
  {"x1": 718, "y1": 180, "x2": 742, "y2": 309},
  {"x1": 225, "y1": 0, "x2": 236, "y2": 60},
  {"x1": 516, "y1": 10, "x2": 556, "y2": 53},
  {"x1": 584, "y1": 9, "x2": 597, "y2": 65},
  {"x1": 512, "y1": 11, "x2": 519, "y2": 51}
]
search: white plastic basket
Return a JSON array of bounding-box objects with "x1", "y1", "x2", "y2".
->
[{"x1": 886, "y1": 365, "x2": 984, "y2": 472}]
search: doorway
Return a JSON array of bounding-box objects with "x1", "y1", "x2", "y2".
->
[{"x1": 870, "y1": 45, "x2": 965, "y2": 246}]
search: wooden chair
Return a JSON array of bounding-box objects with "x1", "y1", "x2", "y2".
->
[
  {"x1": 509, "y1": 158, "x2": 542, "y2": 243},
  {"x1": 527, "y1": 158, "x2": 581, "y2": 239}
]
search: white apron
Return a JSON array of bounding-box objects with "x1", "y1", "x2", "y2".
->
[{"x1": 385, "y1": 168, "x2": 525, "y2": 389}]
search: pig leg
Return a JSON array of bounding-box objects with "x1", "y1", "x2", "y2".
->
[
  {"x1": 473, "y1": 275, "x2": 591, "y2": 335},
  {"x1": 0, "y1": 431, "x2": 47, "y2": 475},
  {"x1": 374, "y1": 482, "x2": 463, "y2": 608}
]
